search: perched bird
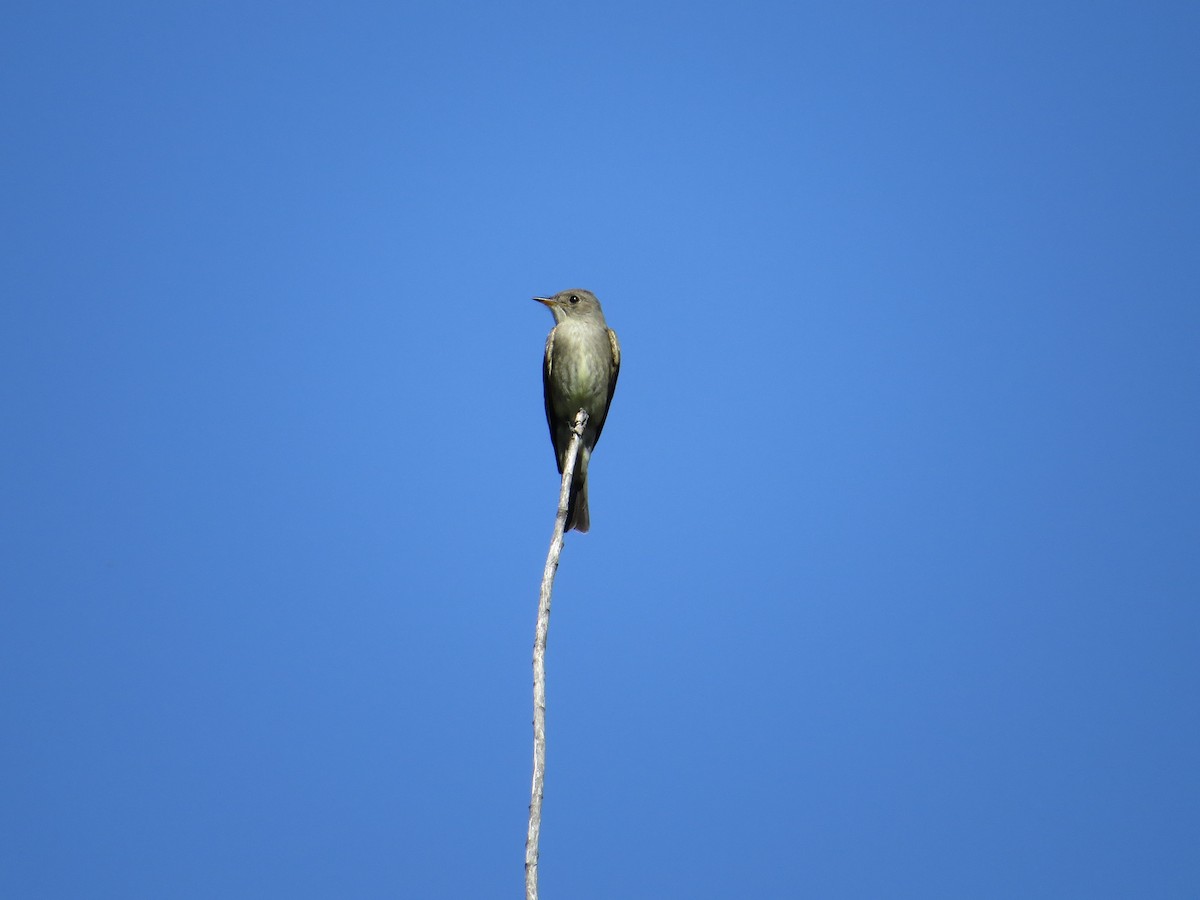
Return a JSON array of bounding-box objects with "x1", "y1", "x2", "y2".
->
[{"x1": 535, "y1": 289, "x2": 621, "y2": 532}]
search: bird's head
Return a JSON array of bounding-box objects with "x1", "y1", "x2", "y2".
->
[{"x1": 534, "y1": 289, "x2": 604, "y2": 324}]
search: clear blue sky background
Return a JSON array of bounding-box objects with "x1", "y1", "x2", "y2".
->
[{"x1": 3, "y1": 2, "x2": 1198, "y2": 897}]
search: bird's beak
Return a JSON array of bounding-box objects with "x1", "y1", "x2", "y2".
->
[{"x1": 533, "y1": 296, "x2": 554, "y2": 307}]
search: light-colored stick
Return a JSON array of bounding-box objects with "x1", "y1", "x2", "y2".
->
[{"x1": 525, "y1": 409, "x2": 588, "y2": 900}]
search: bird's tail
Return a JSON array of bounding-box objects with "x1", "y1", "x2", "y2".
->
[{"x1": 566, "y1": 448, "x2": 590, "y2": 533}]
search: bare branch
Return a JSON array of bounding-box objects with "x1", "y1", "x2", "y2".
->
[{"x1": 525, "y1": 408, "x2": 588, "y2": 900}]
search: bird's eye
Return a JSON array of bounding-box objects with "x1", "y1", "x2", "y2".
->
[{"x1": 568, "y1": 294, "x2": 579, "y2": 304}]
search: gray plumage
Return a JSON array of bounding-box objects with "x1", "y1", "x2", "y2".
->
[{"x1": 535, "y1": 289, "x2": 621, "y2": 532}]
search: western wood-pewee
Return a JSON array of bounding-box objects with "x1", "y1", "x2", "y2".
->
[{"x1": 535, "y1": 289, "x2": 621, "y2": 533}]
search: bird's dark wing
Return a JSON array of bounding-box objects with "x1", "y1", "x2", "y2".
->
[
  {"x1": 542, "y1": 328, "x2": 565, "y2": 471},
  {"x1": 592, "y1": 328, "x2": 621, "y2": 447}
]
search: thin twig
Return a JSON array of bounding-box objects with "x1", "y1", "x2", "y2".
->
[{"x1": 525, "y1": 409, "x2": 588, "y2": 900}]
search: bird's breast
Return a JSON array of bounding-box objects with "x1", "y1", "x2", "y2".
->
[{"x1": 551, "y1": 323, "x2": 613, "y2": 410}]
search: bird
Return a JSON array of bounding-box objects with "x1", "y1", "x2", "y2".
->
[{"x1": 535, "y1": 289, "x2": 621, "y2": 533}]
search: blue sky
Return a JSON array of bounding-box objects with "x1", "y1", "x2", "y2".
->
[{"x1": 3, "y1": 1, "x2": 1198, "y2": 897}]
